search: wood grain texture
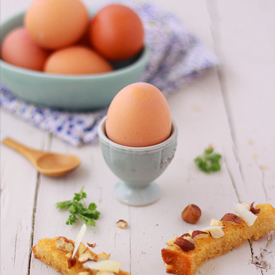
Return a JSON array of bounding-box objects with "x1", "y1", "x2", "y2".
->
[{"x1": 1, "y1": 0, "x2": 274, "y2": 275}]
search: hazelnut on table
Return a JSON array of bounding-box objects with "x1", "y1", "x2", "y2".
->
[{"x1": 181, "y1": 204, "x2": 202, "y2": 224}]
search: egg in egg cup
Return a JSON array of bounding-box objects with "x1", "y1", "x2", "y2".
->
[{"x1": 98, "y1": 116, "x2": 178, "y2": 206}]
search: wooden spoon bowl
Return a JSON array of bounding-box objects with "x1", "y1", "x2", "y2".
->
[{"x1": 2, "y1": 137, "x2": 81, "y2": 177}]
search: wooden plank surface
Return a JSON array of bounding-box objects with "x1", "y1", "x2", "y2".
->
[{"x1": 1, "y1": 0, "x2": 274, "y2": 275}]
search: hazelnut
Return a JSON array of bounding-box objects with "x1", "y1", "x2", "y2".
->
[
  {"x1": 221, "y1": 213, "x2": 242, "y2": 225},
  {"x1": 181, "y1": 204, "x2": 201, "y2": 224},
  {"x1": 174, "y1": 237, "x2": 195, "y2": 252}
]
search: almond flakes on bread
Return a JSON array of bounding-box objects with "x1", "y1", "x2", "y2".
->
[
  {"x1": 161, "y1": 203, "x2": 275, "y2": 275},
  {"x1": 32, "y1": 236, "x2": 130, "y2": 275}
]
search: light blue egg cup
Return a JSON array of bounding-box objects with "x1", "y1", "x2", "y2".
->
[{"x1": 97, "y1": 116, "x2": 178, "y2": 206}]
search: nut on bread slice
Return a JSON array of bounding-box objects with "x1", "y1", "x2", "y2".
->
[
  {"x1": 161, "y1": 203, "x2": 275, "y2": 275},
  {"x1": 32, "y1": 237, "x2": 130, "y2": 275}
]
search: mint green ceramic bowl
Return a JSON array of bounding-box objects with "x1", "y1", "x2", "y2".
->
[{"x1": 0, "y1": 12, "x2": 149, "y2": 111}]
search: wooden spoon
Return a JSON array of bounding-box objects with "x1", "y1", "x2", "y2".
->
[{"x1": 2, "y1": 136, "x2": 81, "y2": 177}]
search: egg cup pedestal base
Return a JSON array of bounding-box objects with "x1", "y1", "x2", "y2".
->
[{"x1": 114, "y1": 181, "x2": 160, "y2": 206}]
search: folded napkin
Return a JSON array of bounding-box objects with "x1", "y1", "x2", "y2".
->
[{"x1": 0, "y1": 1, "x2": 217, "y2": 146}]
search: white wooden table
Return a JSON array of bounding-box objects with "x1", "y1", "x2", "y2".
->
[{"x1": 1, "y1": 1, "x2": 275, "y2": 275}]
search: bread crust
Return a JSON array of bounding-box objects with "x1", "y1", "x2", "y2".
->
[
  {"x1": 161, "y1": 203, "x2": 275, "y2": 275},
  {"x1": 32, "y1": 236, "x2": 130, "y2": 275}
]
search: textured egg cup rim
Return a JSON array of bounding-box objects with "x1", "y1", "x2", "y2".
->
[
  {"x1": 0, "y1": 11, "x2": 149, "y2": 80},
  {"x1": 98, "y1": 116, "x2": 178, "y2": 152}
]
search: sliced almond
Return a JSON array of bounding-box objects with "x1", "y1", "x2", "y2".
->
[
  {"x1": 68, "y1": 224, "x2": 87, "y2": 269},
  {"x1": 210, "y1": 218, "x2": 223, "y2": 226},
  {"x1": 78, "y1": 248, "x2": 97, "y2": 262},
  {"x1": 87, "y1": 242, "x2": 96, "y2": 248},
  {"x1": 78, "y1": 242, "x2": 87, "y2": 256},
  {"x1": 192, "y1": 230, "x2": 209, "y2": 240},
  {"x1": 56, "y1": 237, "x2": 66, "y2": 250},
  {"x1": 65, "y1": 242, "x2": 74, "y2": 252},
  {"x1": 72, "y1": 224, "x2": 87, "y2": 259},
  {"x1": 201, "y1": 226, "x2": 225, "y2": 239},
  {"x1": 165, "y1": 237, "x2": 177, "y2": 246},
  {"x1": 66, "y1": 252, "x2": 72, "y2": 258},
  {"x1": 95, "y1": 271, "x2": 115, "y2": 275},
  {"x1": 83, "y1": 260, "x2": 120, "y2": 273},
  {"x1": 97, "y1": 252, "x2": 110, "y2": 261},
  {"x1": 241, "y1": 202, "x2": 250, "y2": 210},
  {"x1": 56, "y1": 237, "x2": 74, "y2": 252},
  {"x1": 234, "y1": 203, "x2": 257, "y2": 226},
  {"x1": 116, "y1": 219, "x2": 128, "y2": 229},
  {"x1": 181, "y1": 233, "x2": 197, "y2": 245}
]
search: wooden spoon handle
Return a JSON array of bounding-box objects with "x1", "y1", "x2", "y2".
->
[{"x1": 2, "y1": 137, "x2": 44, "y2": 164}]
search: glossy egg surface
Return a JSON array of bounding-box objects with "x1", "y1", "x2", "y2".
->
[
  {"x1": 43, "y1": 46, "x2": 113, "y2": 75},
  {"x1": 1, "y1": 27, "x2": 49, "y2": 71},
  {"x1": 106, "y1": 82, "x2": 172, "y2": 147},
  {"x1": 90, "y1": 4, "x2": 144, "y2": 61},
  {"x1": 24, "y1": 0, "x2": 89, "y2": 50}
]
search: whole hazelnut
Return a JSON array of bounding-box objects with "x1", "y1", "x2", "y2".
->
[
  {"x1": 181, "y1": 204, "x2": 201, "y2": 224},
  {"x1": 174, "y1": 237, "x2": 195, "y2": 252}
]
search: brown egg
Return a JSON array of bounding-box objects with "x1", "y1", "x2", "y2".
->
[
  {"x1": 89, "y1": 4, "x2": 144, "y2": 61},
  {"x1": 24, "y1": 0, "x2": 89, "y2": 50},
  {"x1": 1, "y1": 27, "x2": 49, "y2": 71},
  {"x1": 43, "y1": 46, "x2": 113, "y2": 75},
  {"x1": 75, "y1": 19, "x2": 92, "y2": 48},
  {"x1": 106, "y1": 82, "x2": 172, "y2": 147}
]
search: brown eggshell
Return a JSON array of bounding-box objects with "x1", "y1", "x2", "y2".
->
[
  {"x1": 1, "y1": 27, "x2": 49, "y2": 71},
  {"x1": 24, "y1": 0, "x2": 89, "y2": 50},
  {"x1": 89, "y1": 4, "x2": 144, "y2": 61},
  {"x1": 43, "y1": 46, "x2": 113, "y2": 75},
  {"x1": 106, "y1": 82, "x2": 172, "y2": 147},
  {"x1": 75, "y1": 19, "x2": 92, "y2": 48}
]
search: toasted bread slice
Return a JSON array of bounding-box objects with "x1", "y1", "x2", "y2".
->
[
  {"x1": 32, "y1": 237, "x2": 130, "y2": 275},
  {"x1": 161, "y1": 203, "x2": 275, "y2": 275}
]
